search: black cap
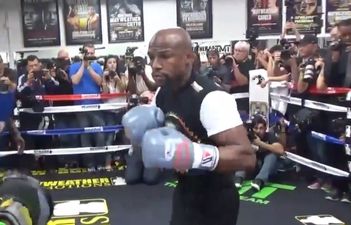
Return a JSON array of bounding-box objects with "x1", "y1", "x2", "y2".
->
[{"x1": 299, "y1": 35, "x2": 318, "y2": 46}]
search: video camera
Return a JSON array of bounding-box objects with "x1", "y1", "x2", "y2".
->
[
  {"x1": 125, "y1": 47, "x2": 145, "y2": 75},
  {"x1": 243, "y1": 118, "x2": 257, "y2": 142},
  {"x1": 79, "y1": 46, "x2": 97, "y2": 61}
]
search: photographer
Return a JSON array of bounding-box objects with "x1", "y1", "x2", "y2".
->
[
  {"x1": 262, "y1": 45, "x2": 298, "y2": 116},
  {"x1": 47, "y1": 49, "x2": 80, "y2": 167},
  {"x1": 322, "y1": 19, "x2": 351, "y2": 202},
  {"x1": 69, "y1": 43, "x2": 105, "y2": 170},
  {"x1": 234, "y1": 115, "x2": 284, "y2": 191},
  {"x1": 101, "y1": 55, "x2": 128, "y2": 170},
  {"x1": 296, "y1": 35, "x2": 326, "y2": 93},
  {"x1": 203, "y1": 49, "x2": 234, "y2": 92},
  {"x1": 125, "y1": 49, "x2": 157, "y2": 97},
  {"x1": 227, "y1": 41, "x2": 255, "y2": 112},
  {"x1": 16, "y1": 55, "x2": 56, "y2": 156}
]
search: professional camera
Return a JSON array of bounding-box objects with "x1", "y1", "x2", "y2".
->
[
  {"x1": 244, "y1": 119, "x2": 257, "y2": 142},
  {"x1": 79, "y1": 46, "x2": 97, "y2": 61},
  {"x1": 105, "y1": 70, "x2": 117, "y2": 82},
  {"x1": 125, "y1": 47, "x2": 145, "y2": 75},
  {"x1": 52, "y1": 58, "x2": 70, "y2": 81},
  {"x1": 301, "y1": 58, "x2": 317, "y2": 82}
]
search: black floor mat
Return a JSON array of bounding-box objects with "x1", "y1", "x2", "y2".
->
[{"x1": 12, "y1": 168, "x2": 351, "y2": 225}]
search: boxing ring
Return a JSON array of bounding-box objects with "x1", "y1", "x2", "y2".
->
[{"x1": 1, "y1": 87, "x2": 351, "y2": 225}]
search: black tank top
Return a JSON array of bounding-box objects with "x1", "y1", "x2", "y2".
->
[{"x1": 156, "y1": 73, "x2": 234, "y2": 188}]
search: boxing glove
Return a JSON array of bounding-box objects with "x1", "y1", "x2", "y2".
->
[
  {"x1": 122, "y1": 105, "x2": 165, "y2": 147},
  {"x1": 141, "y1": 127, "x2": 219, "y2": 171},
  {"x1": 0, "y1": 171, "x2": 53, "y2": 225}
]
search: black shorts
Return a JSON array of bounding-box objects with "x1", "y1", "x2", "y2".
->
[{"x1": 170, "y1": 173, "x2": 239, "y2": 225}]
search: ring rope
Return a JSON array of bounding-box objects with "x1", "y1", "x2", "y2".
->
[
  {"x1": 311, "y1": 131, "x2": 345, "y2": 145},
  {"x1": 35, "y1": 93, "x2": 127, "y2": 101},
  {"x1": 17, "y1": 102, "x2": 128, "y2": 114},
  {"x1": 0, "y1": 125, "x2": 124, "y2": 136},
  {"x1": 0, "y1": 145, "x2": 131, "y2": 157},
  {"x1": 284, "y1": 152, "x2": 350, "y2": 177}
]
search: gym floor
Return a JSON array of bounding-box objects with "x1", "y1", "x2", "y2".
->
[{"x1": 36, "y1": 168, "x2": 350, "y2": 225}]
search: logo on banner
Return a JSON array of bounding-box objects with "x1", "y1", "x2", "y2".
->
[
  {"x1": 164, "y1": 180, "x2": 296, "y2": 205},
  {"x1": 48, "y1": 198, "x2": 110, "y2": 225}
]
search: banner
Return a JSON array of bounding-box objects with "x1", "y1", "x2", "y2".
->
[
  {"x1": 247, "y1": 0, "x2": 282, "y2": 35},
  {"x1": 286, "y1": 0, "x2": 323, "y2": 34},
  {"x1": 326, "y1": 0, "x2": 351, "y2": 33},
  {"x1": 63, "y1": 0, "x2": 102, "y2": 45},
  {"x1": 176, "y1": 0, "x2": 213, "y2": 39},
  {"x1": 106, "y1": 0, "x2": 144, "y2": 43},
  {"x1": 21, "y1": 0, "x2": 60, "y2": 47}
]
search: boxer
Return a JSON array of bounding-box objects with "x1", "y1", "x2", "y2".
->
[{"x1": 123, "y1": 27, "x2": 256, "y2": 225}]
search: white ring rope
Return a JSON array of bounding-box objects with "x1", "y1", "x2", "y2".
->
[
  {"x1": 18, "y1": 102, "x2": 128, "y2": 114},
  {"x1": 0, "y1": 145, "x2": 131, "y2": 157}
]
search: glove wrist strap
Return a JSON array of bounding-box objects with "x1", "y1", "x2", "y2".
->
[{"x1": 192, "y1": 143, "x2": 219, "y2": 171}]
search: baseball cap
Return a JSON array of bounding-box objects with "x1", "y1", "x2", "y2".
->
[{"x1": 299, "y1": 35, "x2": 318, "y2": 46}]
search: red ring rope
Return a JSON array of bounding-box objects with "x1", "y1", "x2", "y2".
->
[
  {"x1": 35, "y1": 93, "x2": 127, "y2": 101},
  {"x1": 288, "y1": 83, "x2": 351, "y2": 95}
]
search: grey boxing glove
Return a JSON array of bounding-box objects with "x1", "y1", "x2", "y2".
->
[
  {"x1": 141, "y1": 127, "x2": 219, "y2": 171},
  {"x1": 122, "y1": 105, "x2": 165, "y2": 148}
]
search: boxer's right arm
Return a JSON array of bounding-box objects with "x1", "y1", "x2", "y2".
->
[{"x1": 122, "y1": 105, "x2": 165, "y2": 147}]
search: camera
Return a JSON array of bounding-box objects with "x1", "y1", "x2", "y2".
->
[
  {"x1": 105, "y1": 71, "x2": 117, "y2": 82},
  {"x1": 125, "y1": 47, "x2": 145, "y2": 75},
  {"x1": 79, "y1": 46, "x2": 97, "y2": 61},
  {"x1": 301, "y1": 58, "x2": 316, "y2": 82},
  {"x1": 243, "y1": 119, "x2": 256, "y2": 142}
]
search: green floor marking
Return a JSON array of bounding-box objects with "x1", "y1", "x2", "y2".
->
[
  {"x1": 252, "y1": 187, "x2": 277, "y2": 199},
  {"x1": 238, "y1": 185, "x2": 252, "y2": 195},
  {"x1": 266, "y1": 182, "x2": 296, "y2": 190}
]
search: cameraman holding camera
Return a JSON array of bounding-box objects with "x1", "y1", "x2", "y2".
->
[
  {"x1": 321, "y1": 19, "x2": 351, "y2": 202},
  {"x1": 17, "y1": 55, "x2": 56, "y2": 161},
  {"x1": 125, "y1": 49, "x2": 157, "y2": 98},
  {"x1": 234, "y1": 115, "x2": 284, "y2": 191},
  {"x1": 69, "y1": 43, "x2": 105, "y2": 170}
]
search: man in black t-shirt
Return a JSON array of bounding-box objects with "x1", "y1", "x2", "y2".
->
[
  {"x1": 122, "y1": 28, "x2": 256, "y2": 225},
  {"x1": 235, "y1": 115, "x2": 284, "y2": 191}
]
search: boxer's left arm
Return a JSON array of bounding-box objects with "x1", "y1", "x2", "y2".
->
[{"x1": 200, "y1": 91, "x2": 256, "y2": 172}]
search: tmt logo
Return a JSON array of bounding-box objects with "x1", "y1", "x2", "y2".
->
[{"x1": 164, "y1": 180, "x2": 296, "y2": 205}]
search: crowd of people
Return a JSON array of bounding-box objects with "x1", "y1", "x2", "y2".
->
[{"x1": 0, "y1": 19, "x2": 351, "y2": 207}]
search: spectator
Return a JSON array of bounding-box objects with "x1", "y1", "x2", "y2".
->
[
  {"x1": 101, "y1": 55, "x2": 128, "y2": 170},
  {"x1": 294, "y1": 35, "x2": 331, "y2": 191},
  {"x1": 17, "y1": 55, "x2": 57, "y2": 169},
  {"x1": 322, "y1": 19, "x2": 351, "y2": 202},
  {"x1": 228, "y1": 41, "x2": 256, "y2": 112},
  {"x1": 234, "y1": 115, "x2": 284, "y2": 191},
  {"x1": 17, "y1": 55, "x2": 55, "y2": 157},
  {"x1": 69, "y1": 43, "x2": 105, "y2": 170},
  {"x1": 49, "y1": 49, "x2": 80, "y2": 167},
  {"x1": 125, "y1": 50, "x2": 157, "y2": 96},
  {"x1": 203, "y1": 49, "x2": 234, "y2": 92}
]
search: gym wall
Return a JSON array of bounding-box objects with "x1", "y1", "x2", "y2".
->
[{"x1": 0, "y1": 0, "x2": 247, "y2": 60}]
